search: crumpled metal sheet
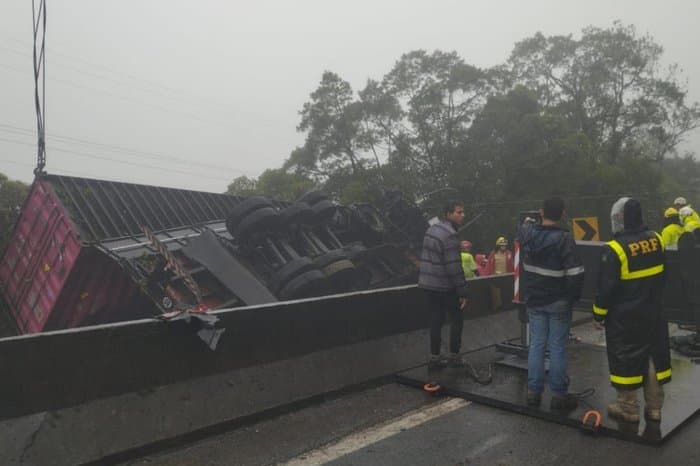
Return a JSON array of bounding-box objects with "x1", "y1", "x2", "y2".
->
[{"x1": 158, "y1": 309, "x2": 225, "y2": 351}]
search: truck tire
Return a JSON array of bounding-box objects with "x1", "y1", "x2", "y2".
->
[
  {"x1": 277, "y1": 269, "x2": 327, "y2": 300},
  {"x1": 311, "y1": 199, "x2": 337, "y2": 223},
  {"x1": 298, "y1": 191, "x2": 329, "y2": 206},
  {"x1": 232, "y1": 207, "x2": 280, "y2": 238},
  {"x1": 273, "y1": 257, "x2": 316, "y2": 291},
  {"x1": 227, "y1": 197, "x2": 274, "y2": 229},
  {"x1": 280, "y1": 202, "x2": 315, "y2": 226},
  {"x1": 313, "y1": 250, "x2": 349, "y2": 269}
]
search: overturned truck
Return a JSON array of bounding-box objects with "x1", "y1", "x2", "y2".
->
[{"x1": 0, "y1": 175, "x2": 427, "y2": 335}]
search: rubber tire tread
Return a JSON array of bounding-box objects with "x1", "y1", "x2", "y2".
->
[
  {"x1": 273, "y1": 257, "x2": 316, "y2": 291},
  {"x1": 280, "y1": 202, "x2": 315, "y2": 226},
  {"x1": 233, "y1": 207, "x2": 280, "y2": 238},
  {"x1": 314, "y1": 250, "x2": 349, "y2": 269},
  {"x1": 278, "y1": 269, "x2": 326, "y2": 300},
  {"x1": 298, "y1": 191, "x2": 329, "y2": 206},
  {"x1": 228, "y1": 197, "x2": 274, "y2": 224},
  {"x1": 321, "y1": 258, "x2": 355, "y2": 276},
  {"x1": 311, "y1": 199, "x2": 337, "y2": 222}
]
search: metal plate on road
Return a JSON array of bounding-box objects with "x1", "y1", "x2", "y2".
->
[
  {"x1": 573, "y1": 217, "x2": 599, "y2": 241},
  {"x1": 396, "y1": 343, "x2": 700, "y2": 445}
]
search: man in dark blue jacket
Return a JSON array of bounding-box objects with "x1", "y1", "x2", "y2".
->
[
  {"x1": 518, "y1": 197, "x2": 584, "y2": 410},
  {"x1": 418, "y1": 200, "x2": 469, "y2": 369}
]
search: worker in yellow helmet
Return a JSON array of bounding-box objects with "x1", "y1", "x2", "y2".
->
[
  {"x1": 485, "y1": 236, "x2": 514, "y2": 275},
  {"x1": 679, "y1": 206, "x2": 700, "y2": 239},
  {"x1": 674, "y1": 197, "x2": 700, "y2": 227},
  {"x1": 660, "y1": 207, "x2": 684, "y2": 248}
]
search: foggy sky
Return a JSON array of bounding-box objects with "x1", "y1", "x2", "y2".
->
[{"x1": 2, "y1": 0, "x2": 699, "y2": 193}]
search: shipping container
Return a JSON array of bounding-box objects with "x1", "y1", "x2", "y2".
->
[{"x1": 0, "y1": 175, "x2": 249, "y2": 334}]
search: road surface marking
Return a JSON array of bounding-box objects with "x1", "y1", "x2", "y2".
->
[
  {"x1": 465, "y1": 432, "x2": 509, "y2": 459},
  {"x1": 279, "y1": 397, "x2": 470, "y2": 466}
]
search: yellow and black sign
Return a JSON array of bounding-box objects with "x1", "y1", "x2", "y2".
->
[{"x1": 572, "y1": 217, "x2": 599, "y2": 241}]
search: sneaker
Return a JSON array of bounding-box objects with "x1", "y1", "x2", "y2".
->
[
  {"x1": 428, "y1": 354, "x2": 447, "y2": 370},
  {"x1": 550, "y1": 393, "x2": 578, "y2": 411},
  {"x1": 526, "y1": 390, "x2": 542, "y2": 407},
  {"x1": 608, "y1": 402, "x2": 640, "y2": 423},
  {"x1": 447, "y1": 352, "x2": 466, "y2": 368},
  {"x1": 644, "y1": 408, "x2": 662, "y2": 422}
]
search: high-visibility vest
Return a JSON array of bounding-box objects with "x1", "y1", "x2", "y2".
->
[{"x1": 605, "y1": 231, "x2": 665, "y2": 280}]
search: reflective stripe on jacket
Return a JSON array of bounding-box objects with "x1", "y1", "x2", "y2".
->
[
  {"x1": 593, "y1": 228, "x2": 671, "y2": 390},
  {"x1": 517, "y1": 223, "x2": 584, "y2": 307}
]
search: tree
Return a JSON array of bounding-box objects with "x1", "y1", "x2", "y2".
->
[
  {"x1": 465, "y1": 86, "x2": 596, "y2": 201},
  {"x1": 296, "y1": 72, "x2": 369, "y2": 176},
  {"x1": 292, "y1": 54, "x2": 492, "y2": 202},
  {"x1": 509, "y1": 22, "x2": 700, "y2": 164},
  {"x1": 660, "y1": 154, "x2": 700, "y2": 205},
  {"x1": 226, "y1": 171, "x2": 316, "y2": 202},
  {"x1": 255, "y1": 169, "x2": 316, "y2": 201},
  {"x1": 0, "y1": 173, "x2": 30, "y2": 255},
  {"x1": 226, "y1": 176, "x2": 259, "y2": 197},
  {"x1": 380, "y1": 50, "x2": 490, "y2": 192}
]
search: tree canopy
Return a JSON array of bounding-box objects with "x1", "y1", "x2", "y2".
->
[
  {"x1": 0, "y1": 173, "x2": 29, "y2": 255},
  {"x1": 229, "y1": 22, "x2": 700, "y2": 240}
]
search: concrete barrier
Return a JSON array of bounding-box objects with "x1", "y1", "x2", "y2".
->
[{"x1": 0, "y1": 275, "x2": 518, "y2": 465}]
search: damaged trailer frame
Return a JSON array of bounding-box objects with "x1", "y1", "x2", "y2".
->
[{"x1": 0, "y1": 175, "x2": 423, "y2": 335}]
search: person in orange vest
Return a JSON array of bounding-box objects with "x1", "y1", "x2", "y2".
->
[{"x1": 484, "y1": 236, "x2": 514, "y2": 275}]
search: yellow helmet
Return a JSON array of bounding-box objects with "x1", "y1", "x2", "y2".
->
[
  {"x1": 496, "y1": 236, "x2": 508, "y2": 246},
  {"x1": 664, "y1": 207, "x2": 679, "y2": 218}
]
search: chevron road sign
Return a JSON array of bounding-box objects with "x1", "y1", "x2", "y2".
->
[{"x1": 572, "y1": 217, "x2": 599, "y2": 241}]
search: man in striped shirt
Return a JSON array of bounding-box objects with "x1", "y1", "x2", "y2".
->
[
  {"x1": 418, "y1": 201, "x2": 469, "y2": 369},
  {"x1": 518, "y1": 197, "x2": 585, "y2": 410}
]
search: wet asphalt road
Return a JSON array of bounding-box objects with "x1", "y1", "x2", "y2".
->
[
  {"x1": 123, "y1": 383, "x2": 700, "y2": 466},
  {"x1": 123, "y1": 323, "x2": 700, "y2": 466}
]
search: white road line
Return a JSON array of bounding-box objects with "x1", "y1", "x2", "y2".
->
[
  {"x1": 279, "y1": 397, "x2": 470, "y2": 466},
  {"x1": 465, "y1": 432, "x2": 509, "y2": 459}
]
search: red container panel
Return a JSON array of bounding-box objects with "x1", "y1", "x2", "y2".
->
[
  {"x1": 0, "y1": 181, "x2": 81, "y2": 333},
  {"x1": 44, "y1": 248, "x2": 153, "y2": 331}
]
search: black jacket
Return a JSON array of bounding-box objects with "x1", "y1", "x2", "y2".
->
[
  {"x1": 517, "y1": 223, "x2": 584, "y2": 307},
  {"x1": 593, "y1": 227, "x2": 670, "y2": 389}
]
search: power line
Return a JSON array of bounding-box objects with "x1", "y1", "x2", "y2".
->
[
  {"x1": 0, "y1": 135, "x2": 236, "y2": 182},
  {"x1": 0, "y1": 43, "x2": 252, "y2": 123},
  {"x1": 0, "y1": 62, "x2": 237, "y2": 130},
  {"x1": 0, "y1": 36, "x2": 229, "y2": 110},
  {"x1": 0, "y1": 36, "x2": 280, "y2": 128},
  {"x1": 0, "y1": 124, "x2": 251, "y2": 174},
  {"x1": 0, "y1": 157, "x2": 230, "y2": 191}
]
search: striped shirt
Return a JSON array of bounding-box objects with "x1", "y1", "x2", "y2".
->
[{"x1": 418, "y1": 220, "x2": 468, "y2": 297}]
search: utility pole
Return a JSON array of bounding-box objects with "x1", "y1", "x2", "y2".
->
[{"x1": 32, "y1": 0, "x2": 47, "y2": 176}]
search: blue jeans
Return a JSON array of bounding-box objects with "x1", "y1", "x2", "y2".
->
[{"x1": 527, "y1": 300, "x2": 571, "y2": 395}]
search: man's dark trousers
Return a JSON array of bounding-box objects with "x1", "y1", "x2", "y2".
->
[{"x1": 425, "y1": 289, "x2": 463, "y2": 354}]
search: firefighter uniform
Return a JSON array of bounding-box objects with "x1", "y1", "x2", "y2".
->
[
  {"x1": 661, "y1": 207, "x2": 684, "y2": 248},
  {"x1": 593, "y1": 229, "x2": 671, "y2": 391}
]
